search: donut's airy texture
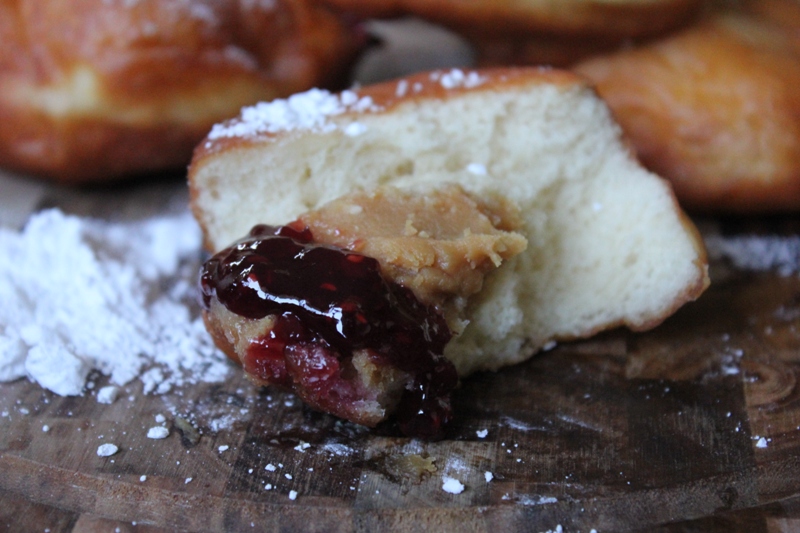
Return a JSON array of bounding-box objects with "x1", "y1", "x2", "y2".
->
[
  {"x1": 575, "y1": 11, "x2": 800, "y2": 212},
  {"x1": 189, "y1": 67, "x2": 709, "y2": 377},
  {"x1": 0, "y1": 0, "x2": 362, "y2": 183}
]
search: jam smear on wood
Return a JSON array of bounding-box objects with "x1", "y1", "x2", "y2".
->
[{"x1": 200, "y1": 223, "x2": 458, "y2": 439}]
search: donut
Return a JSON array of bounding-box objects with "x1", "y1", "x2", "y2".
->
[
  {"x1": 471, "y1": 33, "x2": 630, "y2": 69},
  {"x1": 575, "y1": 9, "x2": 800, "y2": 212},
  {"x1": 189, "y1": 68, "x2": 709, "y2": 435},
  {"x1": 0, "y1": 0, "x2": 363, "y2": 183},
  {"x1": 318, "y1": 0, "x2": 702, "y2": 39},
  {"x1": 742, "y1": 0, "x2": 800, "y2": 30}
]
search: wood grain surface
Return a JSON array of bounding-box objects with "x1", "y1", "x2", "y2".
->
[{"x1": 3, "y1": 173, "x2": 800, "y2": 532}]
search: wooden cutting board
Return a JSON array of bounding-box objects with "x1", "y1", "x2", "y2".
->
[{"x1": 2, "y1": 177, "x2": 800, "y2": 532}]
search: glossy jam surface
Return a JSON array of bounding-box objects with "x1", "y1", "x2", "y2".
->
[{"x1": 200, "y1": 224, "x2": 458, "y2": 439}]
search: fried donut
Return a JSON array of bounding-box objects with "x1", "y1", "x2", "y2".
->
[
  {"x1": 319, "y1": 0, "x2": 702, "y2": 38},
  {"x1": 189, "y1": 68, "x2": 708, "y2": 432},
  {"x1": 742, "y1": 0, "x2": 800, "y2": 30},
  {"x1": 471, "y1": 33, "x2": 629, "y2": 69},
  {"x1": 0, "y1": 0, "x2": 363, "y2": 183},
  {"x1": 576, "y1": 10, "x2": 800, "y2": 212}
]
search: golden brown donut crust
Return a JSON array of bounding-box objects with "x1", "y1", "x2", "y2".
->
[
  {"x1": 0, "y1": 0, "x2": 363, "y2": 183},
  {"x1": 576, "y1": 9, "x2": 800, "y2": 213}
]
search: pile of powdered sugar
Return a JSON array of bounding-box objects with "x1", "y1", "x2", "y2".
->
[{"x1": 0, "y1": 208, "x2": 229, "y2": 396}]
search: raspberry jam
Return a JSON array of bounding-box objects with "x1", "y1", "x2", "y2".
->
[{"x1": 200, "y1": 224, "x2": 457, "y2": 439}]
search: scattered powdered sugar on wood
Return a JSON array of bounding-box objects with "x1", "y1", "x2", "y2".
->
[
  {"x1": 438, "y1": 454, "x2": 474, "y2": 494},
  {"x1": 147, "y1": 426, "x2": 169, "y2": 439},
  {"x1": 500, "y1": 415, "x2": 545, "y2": 432},
  {"x1": 0, "y1": 208, "x2": 229, "y2": 396},
  {"x1": 207, "y1": 89, "x2": 379, "y2": 141},
  {"x1": 320, "y1": 442, "x2": 353, "y2": 456},
  {"x1": 441, "y1": 476, "x2": 465, "y2": 494},
  {"x1": 96, "y1": 385, "x2": 119, "y2": 404},
  {"x1": 97, "y1": 443, "x2": 119, "y2": 457},
  {"x1": 294, "y1": 441, "x2": 311, "y2": 452},
  {"x1": 518, "y1": 495, "x2": 558, "y2": 506},
  {"x1": 704, "y1": 233, "x2": 800, "y2": 275}
]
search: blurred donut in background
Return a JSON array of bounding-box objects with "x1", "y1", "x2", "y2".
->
[
  {"x1": 318, "y1": 0, "x2": 702, "y2": 39},
  {"x1": 0, "y1": 0, "x2": 364, "y2": 183},
  {"x1": 576, "y1": 3, "x2": 800, "y2": 212}
]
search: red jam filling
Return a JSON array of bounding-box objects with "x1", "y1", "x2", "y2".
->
[{"x1": 199, "y1": 224, "x2": 458, "y2": 439}]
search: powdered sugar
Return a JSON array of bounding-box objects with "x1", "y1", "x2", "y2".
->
[
  {"x1": 343, "y1": 122, "x2": 368, "y2": 137},
  {"x1": 395, "y1": 79, "x2": 409, "y2": 98},
  {"x1": 205, "y1": 69, "x2": 487, "y2": 144},
  {"x1": 430, "y1": 68, "x2": 485, "y2": 90},
  {"x1": 466, "y1": 163, "x2": 487, "y2": 175},
  {"x1": 518, "y1": 495, "x2": 558, "y2": 506},
  {"x1": 97, "y1": 443, "x2": 119, "y2": 457},
  {"x1": 147, "y1": 426, "x2": 169, "y2": 439},
  {"x1": 207, "y1": 89, "x2": 379, "y2": 141},
  {"x1": 0, "y1": 208, "x2": 229, "y2": 397},
  {"x1": 441, "y1": 476, "x2": 465, "y2": 494},
  {"x1": 705, "y1": 233, "x2": 800, "y2": 275},
  {"x1": 96, "y1": 385, "x2": 119, "y2": 404}
]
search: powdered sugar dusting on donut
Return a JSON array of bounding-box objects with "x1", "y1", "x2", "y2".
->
[
  {"x1": 396, "y1": 79, "x2": 409, "y2": 98},
  {"x1": 439, "y1": 69, "x2": 485, "y2": 90},
  {"x1": 208, "y1": 89, "x2": 380, "y2": 141}
]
